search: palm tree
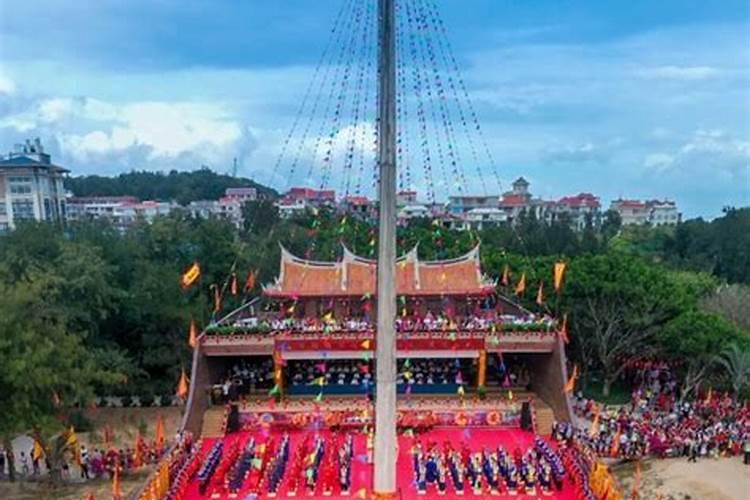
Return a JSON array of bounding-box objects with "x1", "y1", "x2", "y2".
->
[{"x1": 716, "y1": 343, "x2": 750, "y2": 398}]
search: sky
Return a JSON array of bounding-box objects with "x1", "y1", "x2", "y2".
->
[{"x1": 0, "y1": 0, "x2": 748, "y2": 218}]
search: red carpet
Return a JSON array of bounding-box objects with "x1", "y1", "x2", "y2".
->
[{"x1": 183, "y1": 428, "x2": 578, "y2": 499}]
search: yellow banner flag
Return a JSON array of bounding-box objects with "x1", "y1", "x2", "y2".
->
[
  {"x1": 180, "y1": 262, "x2": 201, "y2": 288},
  {"x1": 230, "y1": 272, "x2": 238, "y2": 296},
  {"x1": 32, "y1": 440, "x2": 45, "y2": 461},
  {"x1": 501, "y1": 265, "x2": 510, "y2": 286},
  {"x1": 554, "y1": 262, "x2": 566, "y2": 292},
  {"x1": 514, "y1": 272, "x2": 526, "y2": 296},
  {"x1": 536, "y1": 281, "x2": 544, "y2": 306}
]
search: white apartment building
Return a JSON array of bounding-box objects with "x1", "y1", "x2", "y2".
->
[
  {"x1": 610, "y1": 199, "x2": 681, "y2": 226},
  {"x1": 0, "y1": 139, "x2": 68, "y2": 232}
]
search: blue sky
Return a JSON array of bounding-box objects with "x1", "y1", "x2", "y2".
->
[{"x1": 0, "y1": 0, "x2": 748, "y2": 217}]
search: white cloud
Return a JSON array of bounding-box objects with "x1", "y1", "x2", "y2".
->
[
  {"x1": 0, "y1": 74, "x2": 16, "y2": 94},
  {"x1": 2, "y1": 96, "x2": 244, "y2": 163},
  {"x1": 636, "y1": 65, "x2": 722, "y2": 80}
]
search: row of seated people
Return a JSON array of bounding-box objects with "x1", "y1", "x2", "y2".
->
[
  {"x1": 287, "y1": 359, "x2": 475, "y2": 388},
  {"x1": 411, "y1": 438, "x2": 566, "y2": 495},
  {"x1": 189, "y1": 433, "x2": 355, "y2": 498},
  {"x1": 231, "y1": 312, "x2": 555, "y2": 334},
  {"x1": 212, "y1": 359, "x2": 274, "y2": 403}
]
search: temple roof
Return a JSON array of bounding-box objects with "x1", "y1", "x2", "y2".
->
[{"x1": 264, "y1": 244, "x2": 496, "y2": 297}]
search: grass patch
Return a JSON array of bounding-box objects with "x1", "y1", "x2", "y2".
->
[{"x1": 580, "y1": 377, "x2": 631, "y2": 405}]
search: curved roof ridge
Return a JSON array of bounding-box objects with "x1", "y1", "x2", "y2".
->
[
  {"x1": 419, "y1": 244, "x2": 481, "y2": 266},
  {"x1": 279, "y1": 243, "x2": 339, "y2": 267}
]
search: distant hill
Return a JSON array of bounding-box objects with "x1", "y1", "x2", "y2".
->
[{"x1": 64, "y1": 168, "x2": 278, "y2": 205}]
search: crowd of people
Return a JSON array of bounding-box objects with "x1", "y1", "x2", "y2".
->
[
  {"x1": 229, "y1": 311, "x2": 555, "y2": 335},
  {"x1": 212, "y1": 358, "x2": 275, "y2": 403},
  {"x1": 0, "y1": 435, "x2": 176, "y2": 481},
  {"x1": 567, "y1": 363, "x2": 750, "y2": 463},
  {"x1": 289, "y1": 360, "x2": 373, "y2": 387},
  {"x1": 411, "y1": 437, "x2": 566, "y2": 495}
]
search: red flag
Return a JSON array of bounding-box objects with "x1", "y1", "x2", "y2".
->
[{"x1": 230, "y1": 272, "x2": 238, "y2": 296}]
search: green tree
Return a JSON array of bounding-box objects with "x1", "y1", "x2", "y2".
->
[{"x1": 717, "y1": 343, "x2": 750, "y2": 398}]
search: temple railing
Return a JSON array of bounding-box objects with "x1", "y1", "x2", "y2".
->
[{"x1": 200, "y1": 330, "x2": 558, "y2": 355}]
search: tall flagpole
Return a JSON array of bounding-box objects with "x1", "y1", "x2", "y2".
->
[{"x1": 374, "y1": 0, "x2": 397, "y2": 496}]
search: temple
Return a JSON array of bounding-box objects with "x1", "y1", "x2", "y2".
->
[{"x1": 181, "y1": 244, "x2": 573, "y2": 441}]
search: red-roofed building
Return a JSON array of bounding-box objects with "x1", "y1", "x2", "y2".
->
[{"x1": 554, "y1": 193, "x2": 601, "y2": 230}]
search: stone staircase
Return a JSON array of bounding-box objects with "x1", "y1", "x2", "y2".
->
[
  {"x1": 535, "y1": 404, "x2": 555, "y2": 436},
  {"x1": 200, "y1": 406, "x2": 226, "y2": 438}
]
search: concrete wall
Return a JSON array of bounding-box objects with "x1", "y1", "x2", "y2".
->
[
  {"x1": 180, "y1": 341, "x2": 222, "y2": 436},
  {"x1": 528, "y1": 336, "x2": 573, "y2": 422}
]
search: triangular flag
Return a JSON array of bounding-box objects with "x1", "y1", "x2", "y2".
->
[
  {"x1": 536, "y1": 281, "x2": 544, "y2": 306},
  {"x1": 314, "y1": 392, "x2": 323, "y2": 402},
  {"x1": 269, "y1": 384, "x2": 280, "y2": 396},
  {"x1": 554, "y1": 262, "x2": 566, "y2": 292},
  {"x1": 559, "y1": 314, "x2": 570, "y2": 344},
  {"x1": 361, "y1": 339, "x2": 371, "y2": 349},
  {"x1": 212, "y1": 285, "x2": 222, "y2": 314},
  {"x1": 112, "y1": 464, "x2": 122, "y2": 499},
  {"x1": 631, "y1": 460, "x2": 641, "y2": 499},
  {"x1": 501, "y1": 265, "x2": 510, "y2": 286},
  {"x1": 176, "y1": 369, "x2": 189, "y2": 399},
  {"x1": 188, "y1": 319, "x2": 197, "y2": 349},
  {"x1": 32, "y1": 439, "x2": 45, "y2": 461},
  {"x1": 514, "y1": 273, "x2": 526, "y2": 296},
  {"x1": 180, "y1": 262, "x2": 201, "y2": 289},
  {"x1": 244, "y1": 270, "x2": 257, "y2": 292},
  {"x1": 155, "y1": 414, "x2": 165, "y2": 450},
  {"x1": 230, "y1": 272, "x2": 238, "y2": 296},
  {"x1": 564, "y1": 365, "x2": 578, "y2": 393},
  {"x1": 589, "y1": 404, "x2": 600, "y2": 437},
  {"x1": 457, "y1": 385, "x2": 465, "y2": 396},
  {"x1": 322, "y1": 311, "x2": 334, "y2": 322}
]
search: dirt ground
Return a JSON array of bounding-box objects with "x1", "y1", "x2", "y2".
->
[
  {"x1": 612, "y1": 456, "x2": 749, "y2": 500},
  {"x1": 0, "y1": 407, "x2": 184, "y2": 500}
]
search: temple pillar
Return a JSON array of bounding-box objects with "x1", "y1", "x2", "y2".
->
[{"x1": 477, "y1": 350, "x2": 487, "y2": 390}]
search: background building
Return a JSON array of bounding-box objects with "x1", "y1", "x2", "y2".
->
[
  {"x1": 610, "y1": 198, "x2": 681, "y2": 226},
  {"x1": 0, "y1": 139, "x2": 68, "y2": 232}
]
